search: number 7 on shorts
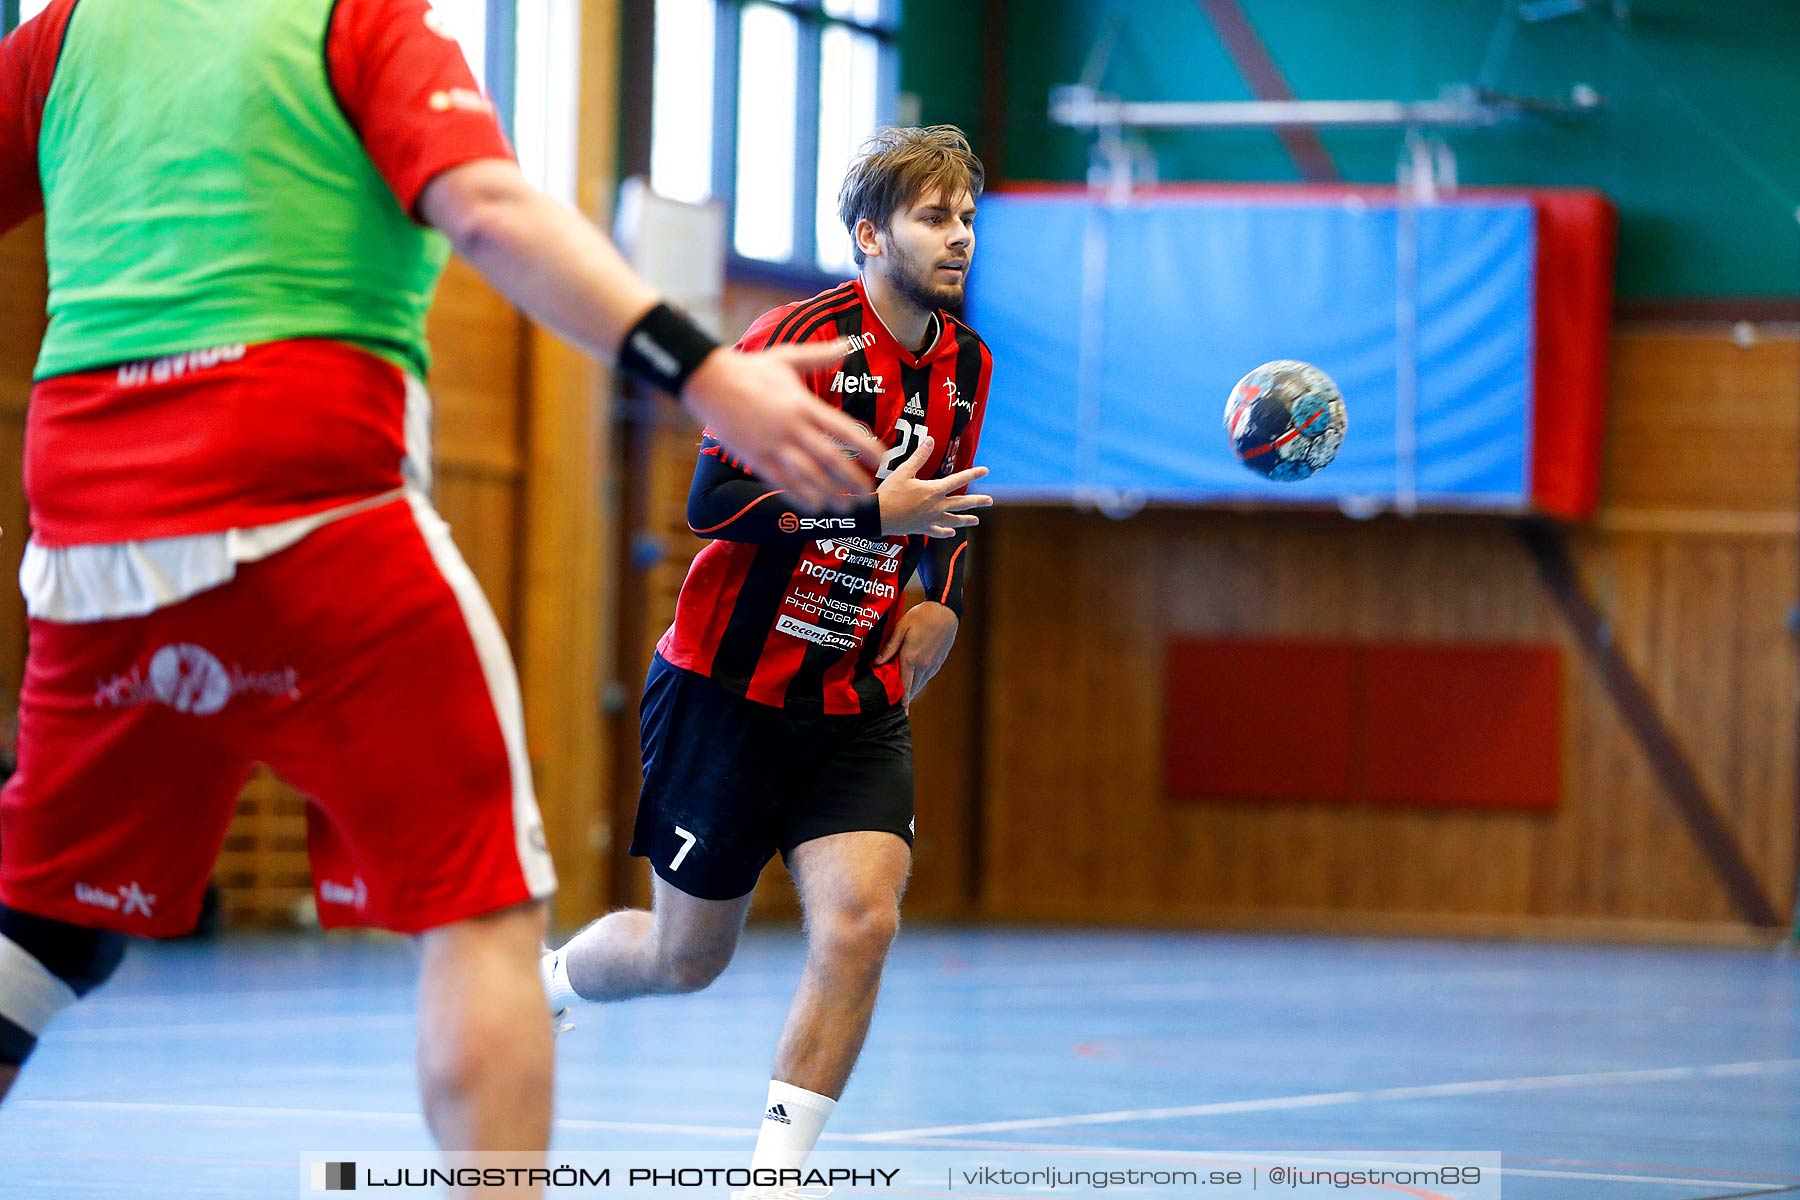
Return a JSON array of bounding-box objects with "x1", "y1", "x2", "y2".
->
[{"x1": 670, "y1": 826, "x2": 697, "y2": 871}]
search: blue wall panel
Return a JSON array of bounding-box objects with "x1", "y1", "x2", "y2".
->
[
  {"x1": 963, "y1": 192, "x2": 1537, "y2": 510},
  {"x1": 1412, "y1": 203, "x2": 1535, "y2": 502}
]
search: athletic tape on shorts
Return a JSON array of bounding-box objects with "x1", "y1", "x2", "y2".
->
[{"x1": 0, "y1": 933, "x2": 78, "y2": 1036}]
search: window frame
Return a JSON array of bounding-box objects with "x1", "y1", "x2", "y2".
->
[
  {"x1": 704, "y1": 0, "x2": 901, "y2": 285},
  {"x1": 482, "y1": 0, "x2": 519, "y2": 141}
]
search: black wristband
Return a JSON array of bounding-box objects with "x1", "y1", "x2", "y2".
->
[{"x1": 618, "y1": 302, "x2": 719, "y2": 396}]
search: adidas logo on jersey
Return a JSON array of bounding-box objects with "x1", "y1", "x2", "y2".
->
[
  {"x1": 764, "y1": 1103, "x2": 793, "y2": 1125},
  {"x1": 904, "y1": 391, "x2": 926, "y2": 417}
]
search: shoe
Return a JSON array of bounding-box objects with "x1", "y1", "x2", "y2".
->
[{"x1": 538, "y1": 946, "x2": 575, "y2": 1034}]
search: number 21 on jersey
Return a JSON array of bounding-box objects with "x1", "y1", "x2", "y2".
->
[{"x1": 877, "y1": 416, "x2": 926, "y2": 479}]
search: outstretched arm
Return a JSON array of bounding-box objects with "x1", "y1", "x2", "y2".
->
[
  {"x1": 418, "y1": 160, "x2": 878, "y2": 511},
  {"x1": 328, "y1": 0, "x2": 880, "y2": 509}
]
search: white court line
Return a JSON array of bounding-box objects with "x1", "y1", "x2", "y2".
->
[
  {"x1": 12, "y1": 1099, "x2": 753, "y2": 1141},
  {"x1": 94, "y1": 959, "x2": 1563, "y2": 1007},
  {"x1": 50, "y1": 1014, "x2": 415, "y2": 1040},
  {"x1": 850, "y1": 1058, "x2": 1800, "y2": 1139},
  {"x1": 1502, "y1": 1166, "x2": 1795, "y2": 1190},
  {"x1": 16, "y1": 1100, "x2": 423, "y2": 1126}
]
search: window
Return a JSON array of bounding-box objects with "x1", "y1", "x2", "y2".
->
[
  {"x1": 651, "y1": 0, "x2": 899, "y2": 276},
  {"x1": 511, "y1": 0, "x2": 582, "y2": 201},
  {"x1": 426, "y1": 0, "x2": 493, "y2": 92},
  {"x1": 650, "y1": 0, "x2": 718, "y2": 207},
  {"x1": 6, "y1": 0, "x2": 54, "y2": 29}
]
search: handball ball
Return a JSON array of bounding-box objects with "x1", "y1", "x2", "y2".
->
[{"x1": 1223, "y1": 360, "x2": 1347, "y2": 481}]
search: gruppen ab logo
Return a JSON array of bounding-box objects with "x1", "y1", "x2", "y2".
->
[{"x1": 311, "y1": 1161, "x2": 356, "y2": 1190}]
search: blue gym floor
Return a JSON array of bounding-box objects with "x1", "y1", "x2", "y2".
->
[{"x1": 0, "y1": 928, "x2": 1794, "y2": 1198}]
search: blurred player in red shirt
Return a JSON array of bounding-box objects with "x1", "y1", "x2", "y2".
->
[{"x1": 0, "y1": 1, "x2": 877, "y2": 1190}]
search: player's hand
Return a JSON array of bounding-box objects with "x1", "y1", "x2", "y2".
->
[
  {"x1": 876, "y1": 436, "x2": 992, "y2": 537},
  {"x1": 875, "y1": 601, "x2": 959, "y2": 712},
  {"x1": 681, "y1": 341, "x2": 883, "y2": 513}
]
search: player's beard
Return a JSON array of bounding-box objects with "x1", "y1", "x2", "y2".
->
[{"x1": 882, "y1": 235, "x2": 966, "y2": 313}]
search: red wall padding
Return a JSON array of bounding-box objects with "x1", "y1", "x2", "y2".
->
[
  {"x1": 1527, "y1": 191, "x2": 1616, "y2": 520},
  {"x1": 1165, "y1": 638, "x2": 1562, "y2": 810}
]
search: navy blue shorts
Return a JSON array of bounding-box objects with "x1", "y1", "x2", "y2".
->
[{"x1": 629, "y1": 653, "x2": 914, "y2": 900}]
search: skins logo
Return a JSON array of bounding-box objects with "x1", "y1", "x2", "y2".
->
[{"x1": 780, "y1": 513, "x2": 856, "y2": 534}]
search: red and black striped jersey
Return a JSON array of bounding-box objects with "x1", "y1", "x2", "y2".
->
[{"x1": 657, "y1": 276, "x2": 993, "y2": 714}]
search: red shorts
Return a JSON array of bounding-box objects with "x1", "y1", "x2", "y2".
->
[{"x1": 0, "y1": 493, "x2": 557, "y2": 937}]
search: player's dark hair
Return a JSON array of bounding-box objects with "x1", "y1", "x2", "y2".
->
[{"x1": 838, "y1": 125, "x2": 984, "y2": 266}]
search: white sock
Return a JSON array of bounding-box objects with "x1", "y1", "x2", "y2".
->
[
  {"x1": 540, "y1": 944, "x2": 580, "y2": 1013},
  {"x1": 749, "y1": 1079, "x2": 837, "y2": 1170}
]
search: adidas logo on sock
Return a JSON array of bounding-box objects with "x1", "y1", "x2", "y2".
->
[{"x1": 764, "y1": 1103, "x2": 792, "y2": 1125}]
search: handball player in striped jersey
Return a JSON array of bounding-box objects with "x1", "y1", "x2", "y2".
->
[
  {"x1": 543, "y1": 126, "x2": 993, "y2": 1197},
  {"x1": 0, "y1": 0, "x2": 877, "y2": 1188}
]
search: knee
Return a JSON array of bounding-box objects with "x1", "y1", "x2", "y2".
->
[
  {"x1": 810, "y1": 898, "x2": 900, "y2": 968},
  {"x1": 419, "y1": 1005, "x2": 553, "y2": 1104},
  {"x1": 0, "y1": 904, "x2": 127, "y2": 1067},
  {"x1": 655, "y1": 941, "x2": 734, "y2": 994}
]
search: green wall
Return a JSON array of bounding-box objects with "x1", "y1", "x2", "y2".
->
[
  {"x1": 899, "y1": 0, "x2": 991, "y2": 153},
  {"x1": 988, "y1": 0, "x2": 1798, "y2": 302}
]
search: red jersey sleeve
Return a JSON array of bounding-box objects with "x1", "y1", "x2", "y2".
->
[
  {"x1": 733, "y1": 303, "x2": 802, "y2": 353},
  {"x1": 0, "y1": 0, "x2": 78, "y2": 234},
  {"x1": 733, "y1": 298, "x2": 849, "y2": 395},
  {"x1": 327, "y1": 0, "x2": 515, "y2": 220}
]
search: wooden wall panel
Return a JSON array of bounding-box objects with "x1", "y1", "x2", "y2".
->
[
  {"x1": 0, "y1": 414, "x2": 29, "y2": 714},
  {"x1": 215, "y1": 769, "x2": 311, "y2": 927},
  {"x1": 0, "y1": 220, "x2": 46, "y2": 714},
  {"x1": 426, "y1": 257, "x2": 526, "y2": 482},
  {"x1": 979, "y1": 510, "x2": 1794, "y2": 931},
  {"x1": 513, "y1": 0, "x2": 622, "y2": 929},
  {"x1": 0, "y1": 220, "x2": 46, "y2": 393},
  {"x1": 433, "y1": 472, "x2": 521, "y2": 639},
  {"x1": 1604, "y1": 329, "x2": 1799, "y2": 516},
  {"x1": 426, "y1": 247, "x2": 530, "y2": 650}
]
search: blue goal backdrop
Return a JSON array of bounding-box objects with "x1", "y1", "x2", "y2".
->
[{"x1": 962, "y1": 191, "x2": 1538, "y2": 511}]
